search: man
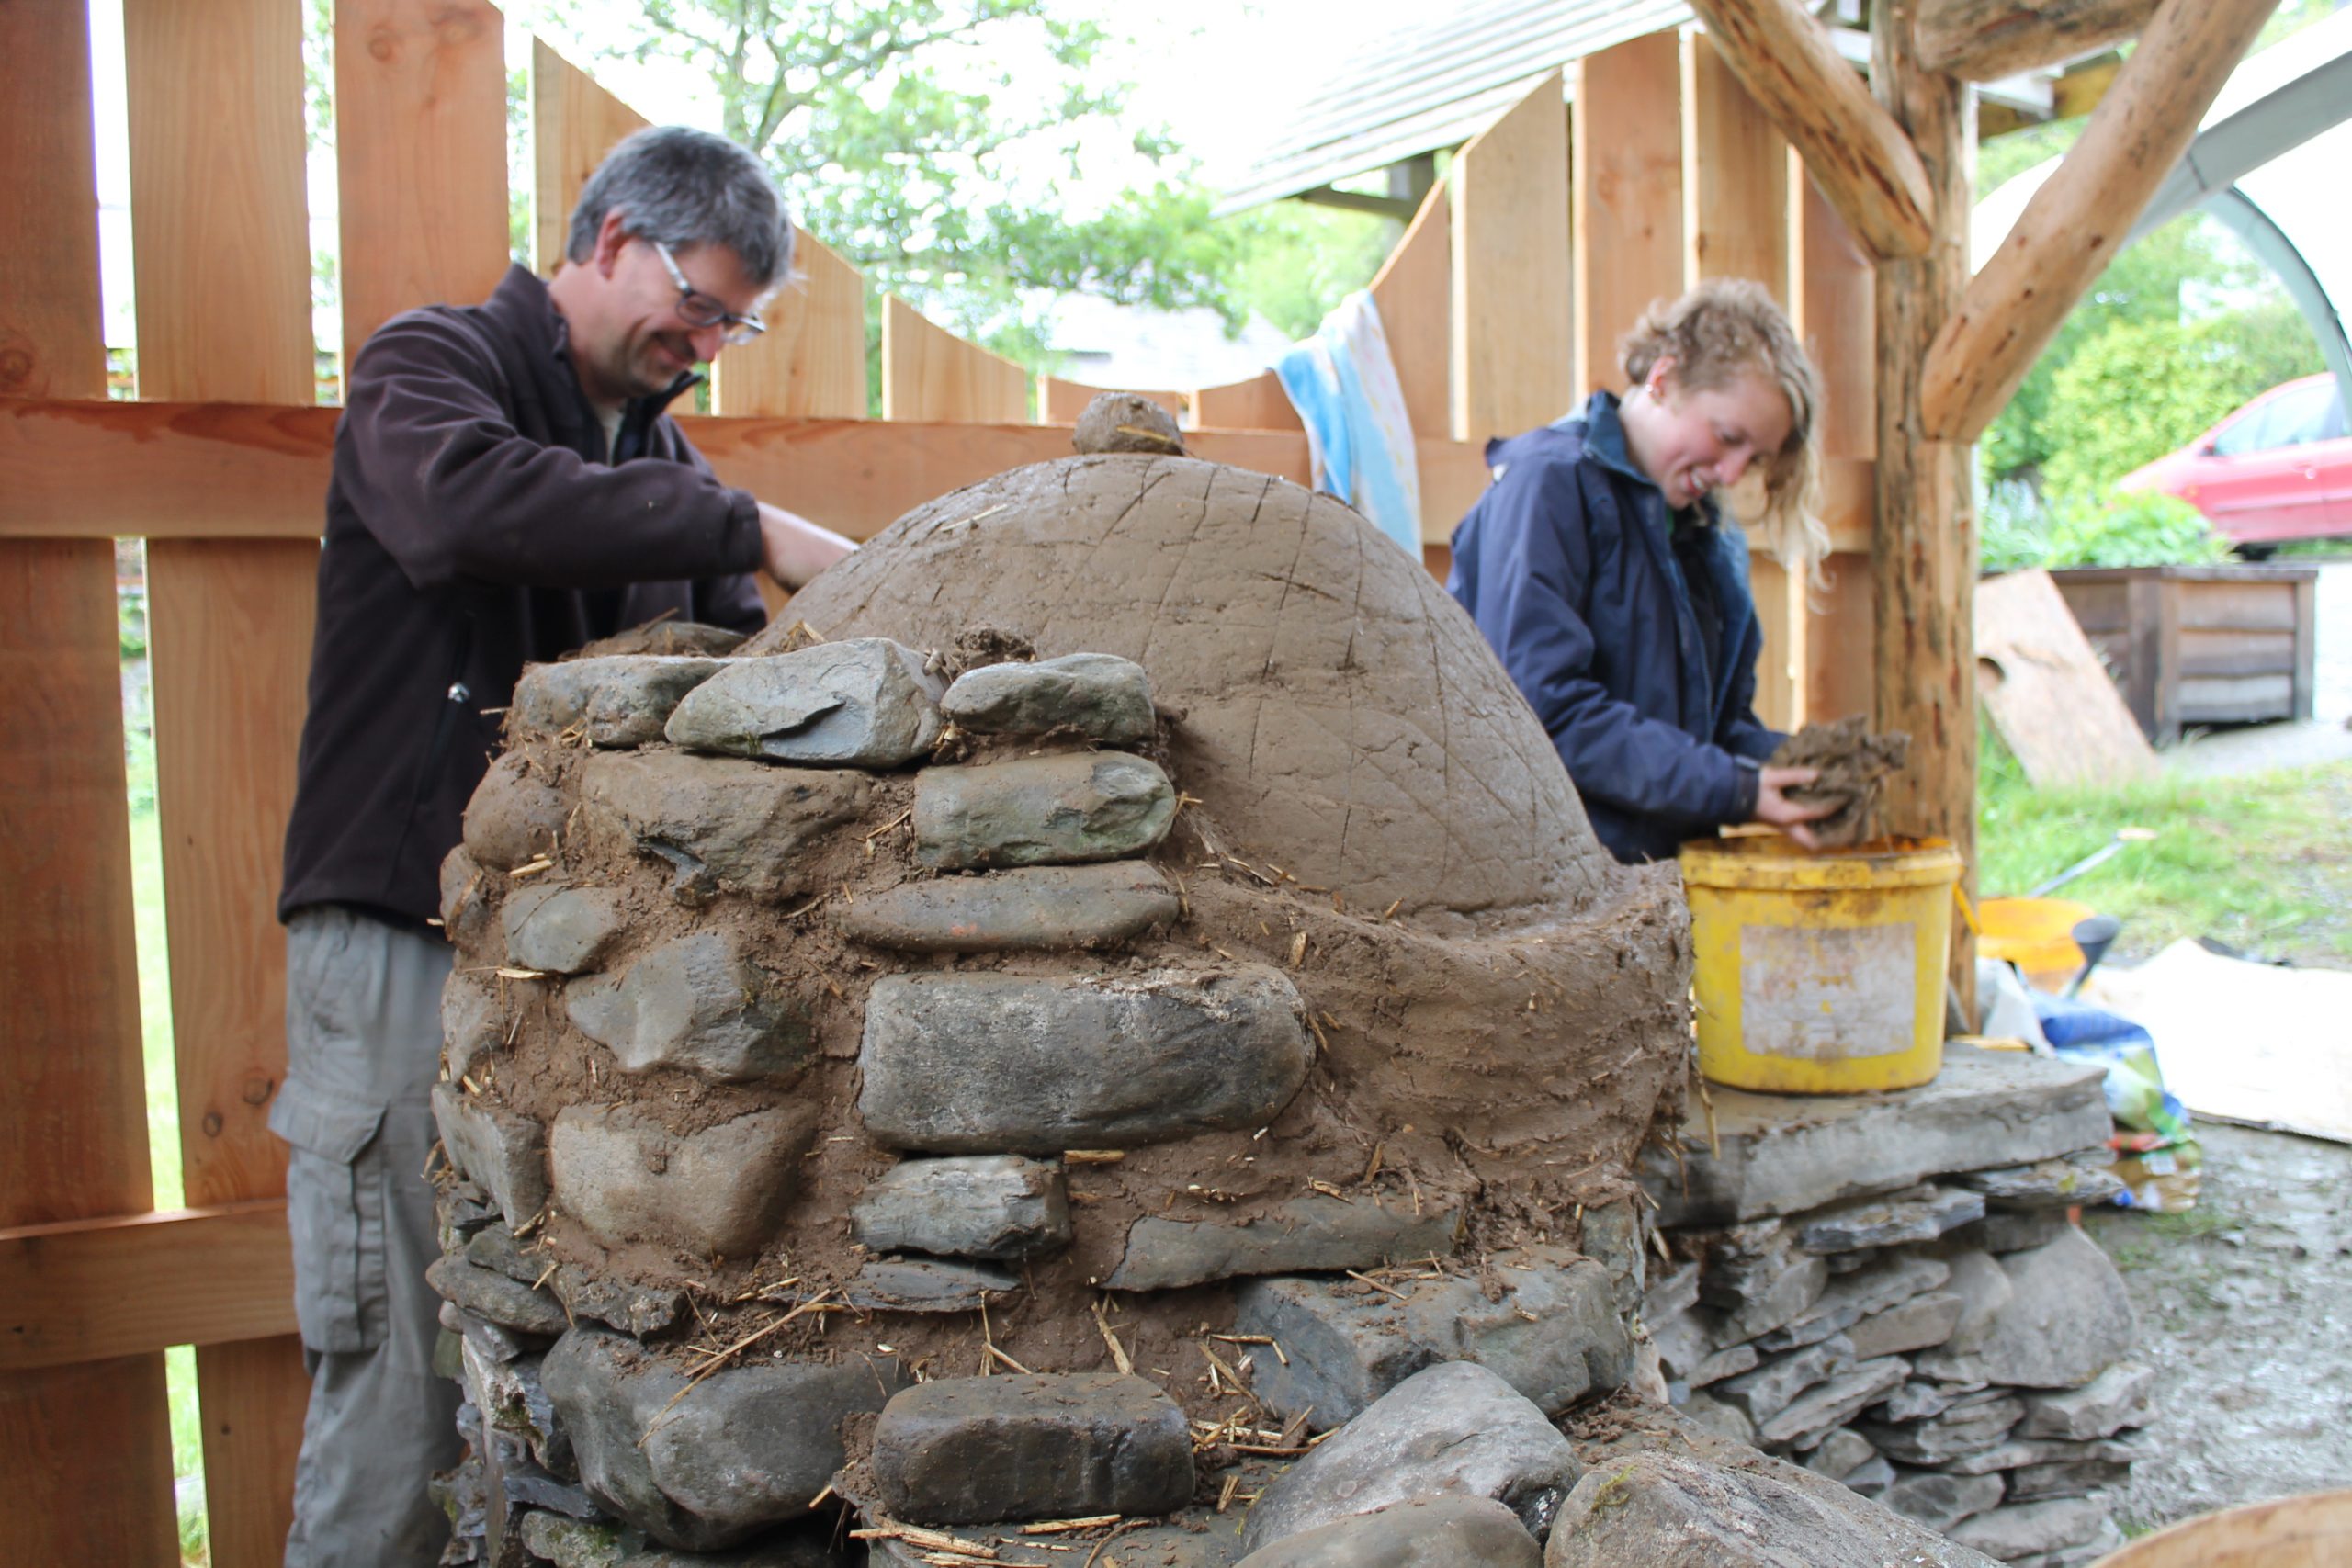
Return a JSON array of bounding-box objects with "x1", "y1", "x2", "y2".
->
[{"x1": 270, "y1": 126, "x2": 851, "y2": 1566}]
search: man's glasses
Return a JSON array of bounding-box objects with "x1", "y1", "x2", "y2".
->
[{"x1": 649, "y1": 239, "x2": 765, "y2": 346}]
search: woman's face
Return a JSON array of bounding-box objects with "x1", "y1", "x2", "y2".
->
[{"x1": 1623, "y1": 361, "x2": 1792, "y2": 511}]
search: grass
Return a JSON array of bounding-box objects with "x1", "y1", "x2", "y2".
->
[{"x1": 1976, "y1": 723, "x2": 2352, "y2": 969}]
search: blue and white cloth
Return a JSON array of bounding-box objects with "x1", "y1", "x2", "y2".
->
[{"x1": 1274, "y1": 289, "x2": 1423, "y2": 558}]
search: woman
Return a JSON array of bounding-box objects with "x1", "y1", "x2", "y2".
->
[{"x1": 1448, "y1": 278, "x2": 1833, "y2": 863}]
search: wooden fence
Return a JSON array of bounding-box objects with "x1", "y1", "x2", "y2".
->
[{"x1": 0, "y1": 3, "x2": 1875, "y2": 1559}]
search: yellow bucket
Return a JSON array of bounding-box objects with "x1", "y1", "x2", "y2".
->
[{"x1": 1679, "y1": 834, "x2": 1962, "y2": 1094}]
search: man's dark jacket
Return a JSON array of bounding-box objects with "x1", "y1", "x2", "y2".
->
[
  {"x1": 279, "y1": 265, "x2": 767, "y2": 926},
  {"x1": 1447, "y1": 391, "x2": 1781, "y2": 864}
]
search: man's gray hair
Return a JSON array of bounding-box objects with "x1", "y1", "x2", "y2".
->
[{"x1": 566, "y1": 125, "x2": 794, "y2": 289}]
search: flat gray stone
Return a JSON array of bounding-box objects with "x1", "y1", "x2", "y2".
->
[
  {"x1": 1106, "y1": 1195, "x2": 1461, "y2": 1292},
  {"x1": 1915, "y1": 1228, "x2": 2138, "y2": 1388},
  {"x1": 2008, "y1": 1457, "x2": 2134, "y2": 1500},
  {"x1": 1961, "y1": 1156, "x2": 2127, "y2": 1211},
  {"x1": 1638, "y1": 1050, "x2": 2112, "y2": 1227},
  {"x1": 541, "y1": 1326, "x2": 905, "y2": 1551},
  {"x1": 1694, "y1": 1220, "x2": 1795, "y2": 1307},
  {"x1": 1234, "y1": 1495, "x2": 1540, "y2": 1568},
  {"x1": 870, "y1": 1371, "x2": 1192, "y2": 1525},
  {"x1": 549, "y1": 1101, "x2": 816, "y2": 1259},
  {"x1": 1714, "y1": 1254, "x2": 1828, "y2": 1345},
  {"x1": 2018, "y1": 1362, "x2": 2155, "y2": 1441},
  {"x1": 1937, "y1": 1249, "x2": 2015, "y2": 1354},
  {"x1": 1801, "y1": 1427, "x2": 1875, "y2": 1481},
  {"x1": 514, "y1": 655, "x2": 726, "y2": 747},
  {"x1": 1577, "y1": 1199, "x2": 1645, "y2": 1318},
  {"x1": 441, "y1": 848, "x2": 494, "y2": 946},
  {"x1": 431, "y1": 1082, "x2": 551, "y2": 1232},
  {"x1": 2010, "y1": 1519, "x2": 2126, "y2": 1568},
  {"x1": 502, "y1": 882, "x2": 628, "y2": 975},
  {"x1": 1880, "y1": 1468, "x2": 2007, "y2": 1532},
  {"x1": 1237, "y1": 1247, "x2": 1627, "y2": 1425},
  {"x1": 1755, "y1": 1254, "x2": 1952, "y2": 1351},
  {"x1": 1544, "y1": 1450, "x2": 2004, "y2": 1568},
  {"x1": 853, "y1": 1156, "x2": 1070, "y2": 1261},
  {"x1": 548, "y1": 1265, "x2": 687, "y2": 1338},
  {"x1": 1641, "y1": 1261, "x2": 1700, "y2": 1324},
  {"x1": 520, "y1": 1511, "x2": 851, "y2": 1567},
  {"x1": 1860, "y1": 1395, "x2": 2024, "y2": 1465},
  {"x1": 858, "y1": 966, "x2": 1309, "y2": 1154},
  {"x1": 1714, "y1": 1336, "x2": 1853, "y2": 1427},
  {"x1": 834, "y1": 863, "x2": 1180, "y2": 953},
  {"x1": 427, "y1": 1253, "x2": 569, "y2": 1337},
  {"x1": 460, "y1": 1335, "x2": 565, "y2": 1473},
  {"x1": 1842, "y1": 1454, "x2": 1896, "y2": 1496},
  {"x1": 1689, "y1": 1342, "x2": 1759, "y2": 1390},
  {"x1": 1873, "y1": 1379, "x2": 1988, "y2": 1424},
  {"x1": 442, "y1": 970, "x2": 508, "y2": 1084},
  {"x1": 1846, "y1": 1290, "x2": 1964, "y2": 1360},
  {"x1": 845, "y1": 1258, "x2": 1020, "y2": 1312},
  {"x1": 1950, "y1": 1497, "x2": 2116, "y2": 1561},
  {"x1": 1756, "y1": 1357, "x2": 1911, "y2": 1447},
  {"x1": 1241, "y1": 1362, "x2": 1579, "y2": 1552},
  {"x1": 1940, "y1": 1430, "x2": 2158, "y2": 1477},
  {"x1": 940, "y1": 652, "x2": 1155, "y2": 745},
  {"x1": 665, "y1": 637, "x2": 944, "y2": 765},
  {"x1": 1793, "y1": 1185, "x2": 1985, "y2": 1255},
  {"x1": 463, "y1": 751, "x2": 569, "y2": 871},
  {"x1": 566, "y1": 931, "x2": 810, "y2": 1084},
  {"x1": 1675, "y1": 1388, "x2": 1758, "y2": 1446},
  {"x1": 582, "y1": 750, "x2": 871, "y2": 905},
  {"x1": 1954, "y1": 1208, "x2": 2075, "y2": 1254},
  {"x1": 913, "y1": 751, "x2": 1175, "y2": 869}
]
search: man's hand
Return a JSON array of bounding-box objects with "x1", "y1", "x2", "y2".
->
[
  {"x1": 1754, "y1": 764, "x2": 1838, "y2": 851},
  {"x1": 757, "y1": 502, "x2": 855, "y2": 590}
]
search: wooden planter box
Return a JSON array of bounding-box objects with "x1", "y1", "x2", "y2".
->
[{"x1": 2051, "y1": 565, "x2": 2318, "y2": 744}]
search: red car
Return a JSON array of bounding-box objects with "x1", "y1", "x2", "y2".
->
[{"x1": 2119, "y1": 373, "x2": 2351, "y2": 551}]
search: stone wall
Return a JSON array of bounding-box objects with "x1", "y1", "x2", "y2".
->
[{"x1": 1638, "y1": 1051, "x2": 2153, "y2": 1568}]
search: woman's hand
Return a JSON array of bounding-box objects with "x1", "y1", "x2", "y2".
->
[{"x1": 1754, "y1": 764, "x2": 1837, "y2": 850}]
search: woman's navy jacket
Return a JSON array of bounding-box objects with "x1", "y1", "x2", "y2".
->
[{"x1": 1447, "y1": 391, "x2": 1781, "y2": 863}]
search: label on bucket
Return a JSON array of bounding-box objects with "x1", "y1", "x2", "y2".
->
[{"x1": 1738, "y1": 922, "x2": 1917, "y2": 1060}]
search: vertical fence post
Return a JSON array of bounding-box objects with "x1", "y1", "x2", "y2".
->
[{"x1": 1451, "y1": 70, "x2": 1573, "y2": 446}]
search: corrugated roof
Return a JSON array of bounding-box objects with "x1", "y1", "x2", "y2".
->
[{"x1": 1215, "y1": 0, "x2": 1692, "y2": 214}]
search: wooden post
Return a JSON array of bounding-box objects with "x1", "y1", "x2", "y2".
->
[
  {"x1": 0, "y1": 4, "x2": 183, "y2": 1562},
  {"x1": 1871, "y1": 0, "x2": 1978, "y2": 1004},
  {"x1": 1917, "y1": 0, "x2": 2162, "y2": 80},
  {"x1": 1572, "y1": 31, "x2": 1683, "y2": 402},
  {"x1": 1451, "y1": 70, "x2": 1573, "y2": 443}
]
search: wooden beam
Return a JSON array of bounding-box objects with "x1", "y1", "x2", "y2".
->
[
  {"x1": 0, "y1": 1203, "x2": 298, "y2": 1371},
  {"x1": 1686, "y1": 0, "x2": 1936, "y2": 262},
  {"x1": 1872, "y1": 0, "x2": 1979, "y2": 1005},
  {"x1": 1920, "y1": 0, "x2": 2278, "y2": 443},
  {"x1": 1918, "y1": 0, "x2": 2159, "y2": 82},
  {"x1": 1573, "y1": 29, "x2": 1684, "y2": 401},
  {"x1": 1451, "y1": 70, "x2": 1573, "y2": 442},
  {"x1": 0, "y1": 5, "x2": 182, "y2": 1562}
]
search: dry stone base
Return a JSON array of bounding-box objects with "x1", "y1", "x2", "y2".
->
[
  {"x1": 869, "y1": 1371, "x2": 1193, "y2": 1524},
  {"x1": 1105, "y1": 1195, "x2": 1462, "y2": 1292}
]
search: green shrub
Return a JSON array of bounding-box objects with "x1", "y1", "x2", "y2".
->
[{"x1": 2038, "y1": 491, "x2": 2234, "y2": 570}]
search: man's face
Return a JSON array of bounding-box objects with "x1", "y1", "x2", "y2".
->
[{"x1": 571, "y1": 213, "x2": 764, "y2": 404}]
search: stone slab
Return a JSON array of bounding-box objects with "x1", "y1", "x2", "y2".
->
[
  {"x1": 582, "y1": 751, "x2": 871, "y2": 905},
  {"x1": 852, "y1": 1156, "x2": 1071, "y2": 1261},
  {"x1": 834, "y1": 863, "x2": 1180, "y2": 953},
  {"x1": 2018, "y1": 1362, "x2": 2155, "y2": 1440},
  {"x1": 858, "y1": 966, "x2": 1309, "y2": 1154},
  {"x1": 913, "y1": 750, "x2": 1176, "y2": 870},
  {"x1": 1715, "y1": 1336, "x2": 1853, "y2": 1427},
  {"x1": 665, "y1": 637, "x2": 944, "y2": 766},
  {"x1": 1949, "y1": 1497, "x2": 2116, "y2": 1561},
  {"x1": 463, "y1": 751, "x2": 570, "y2": 871},
  {"x1": 549, "y1": 1101, "x2": 817, "y2": 1259},
  {"x1": 502, "y1": 882, "x2": 628, "y2": 976},
  {"x1": 1638, "y1": 1050, "x2": 2111, "y2": 1226},
  {"x1": 432, "y1": 1083, "x2": 551, "y2": 1233},
  {"x1": 1880, "y1": 1468, "x2": 2007, "y2": 1533},
  {"x1": 845, "y1": 1258, "x2": 1021, "y2": 1312},
  {"x1": 870, "y1": 1371, "x2": 1192, "y2": 1525},
  {"x1": 1960, "y1": 1156, "x2": 2127, "y2": 1211},
  {"x1": 1755, "y1": 1254, "x2": 1951, "y2": 1351},
  {"x1": 939, "y1": 652, "x2": 1156, "y2": 746},
  {"x1": 1861, "y1": 1395, "x2": 2024, "y2": 1465},
  {"x1": 1845, "y1": 1290, "x2": 1964, "y2": 1360},
  {"x1": 428, "y1": 1254, "x2": 570, "y2": 1337},
  {"x1": 1106, "y1": 1195, "x2": 1460, "y2": 1292},
  {"x1": 1756, "y1": 1356, "x2": 1910, "y2": 1448},
  {"x1": 1792, "y1": 1184, "x2": 1985, "y2": 1255},
  {"x1": 513, "y1": 655, "x2": 725, "y2": 747}
]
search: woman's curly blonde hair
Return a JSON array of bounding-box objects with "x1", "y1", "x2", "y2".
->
[{"x1": 1621, "y1": 277, "x2": 1826, "y2": 584}]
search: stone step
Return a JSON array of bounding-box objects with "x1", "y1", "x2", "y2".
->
[
  {"x1": 548, "y1": 1101, "x2": 817, "y2": 1259},
  {"x1": 858, "y1": 966, "x2": 1309, "y2": 1154},
  {"x1": 665, "y1": 637, "x2": 944, "y2": 766},
  {"x1": 912, "y1": 751, "x2": 1175, "y2": 869},
  {"x1": 939, "y1": 651, "x2": 1156, "y2": 746},
  {"x1": 834, "y1": 863, "x2": 1180, "y2": 953},
  {"x1": 582, "y1": 751, "x2": 871, "y2": 905},
  {"x1": 1232, "y1": 1246, "x2": 1625, "y2": 1425},
  {"x1": 566, "y1": 931, "x2": 810, "y2": 1084},
  {"x1": 1105, "y1": 1195, "x2": 1462, "y2": 1293},
  {"x1": 541, "y1": 1326, "x2": 908, "y2": 1552},
  {"x1": 514, "y1": 655, "x2": 726, "y2": 747},
  {"x1": 869, "y1": 1371, "x2": 1193, "y2": 1526},
  {"x1": 851, "y1": 1155, "x2": 1071, "y2": 1261}
]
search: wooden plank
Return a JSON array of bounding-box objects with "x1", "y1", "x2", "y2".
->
[
  {"x1": 1794, "y1": 167, "x2": 1875, "y2": 462},
  {"x1": 1365, "y1": 182, "x2": 1453, "y2": 437},
  {"x1": 125, "y1": 0, "x2": 311, "y2": 403},
  {"x1": 0, "y1": 1203, "x2": 299, "y2": 1371},
  {"x1": 1192, "y1": 370, "x2": 1303, "y2": 432},
  {"x1": 1423, "y1": 543, "x2": 1453, "y2": 585},
  {"x1": 2177, "y1": 627, "x2": 2297, "y2": 679},
  {"x1": 1747, "y1": 551, "x2": 1804, "y2": 731},
  {"x1": 1452, "y1": 70, "x2": 1573, "y2": 444},
  {"x1": 336, "y1": 0, "x2": 510, "y2": 358},
  {"x1": 196, "y1": 1337, "x2": 311, "y2": 1567},
  {"x1": 0, "y1": 6, "x2": 180, "y2": 1562},
  {"x1": 1684, "y1": 0, "x2": 1933, "y2": 263},
  {"x1": 1974, "y1": 569, "x2": 2159, "y2": 788},
  {"x1": 1683, "y1": 32, "x2": 1790, "y2": 298},
  {"x1": 529, "y1": 36, "x2": 647, "y2": 276},
  {"x1": 1036, "y1": 379, "x2": 1188, "y2": 426},
  {"x1": 1805, "y1": 551, "x2": 1875, "y2": 722},
  {"x1": 1572, "y1": 31, "x2": 1683, "y2": 401},
  {"x1": 880, "y1": 296, "x2": 1028, "y2": 423},
  {"x1": 712, "y1": 231, "x2": 869, "y2": 419}
]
